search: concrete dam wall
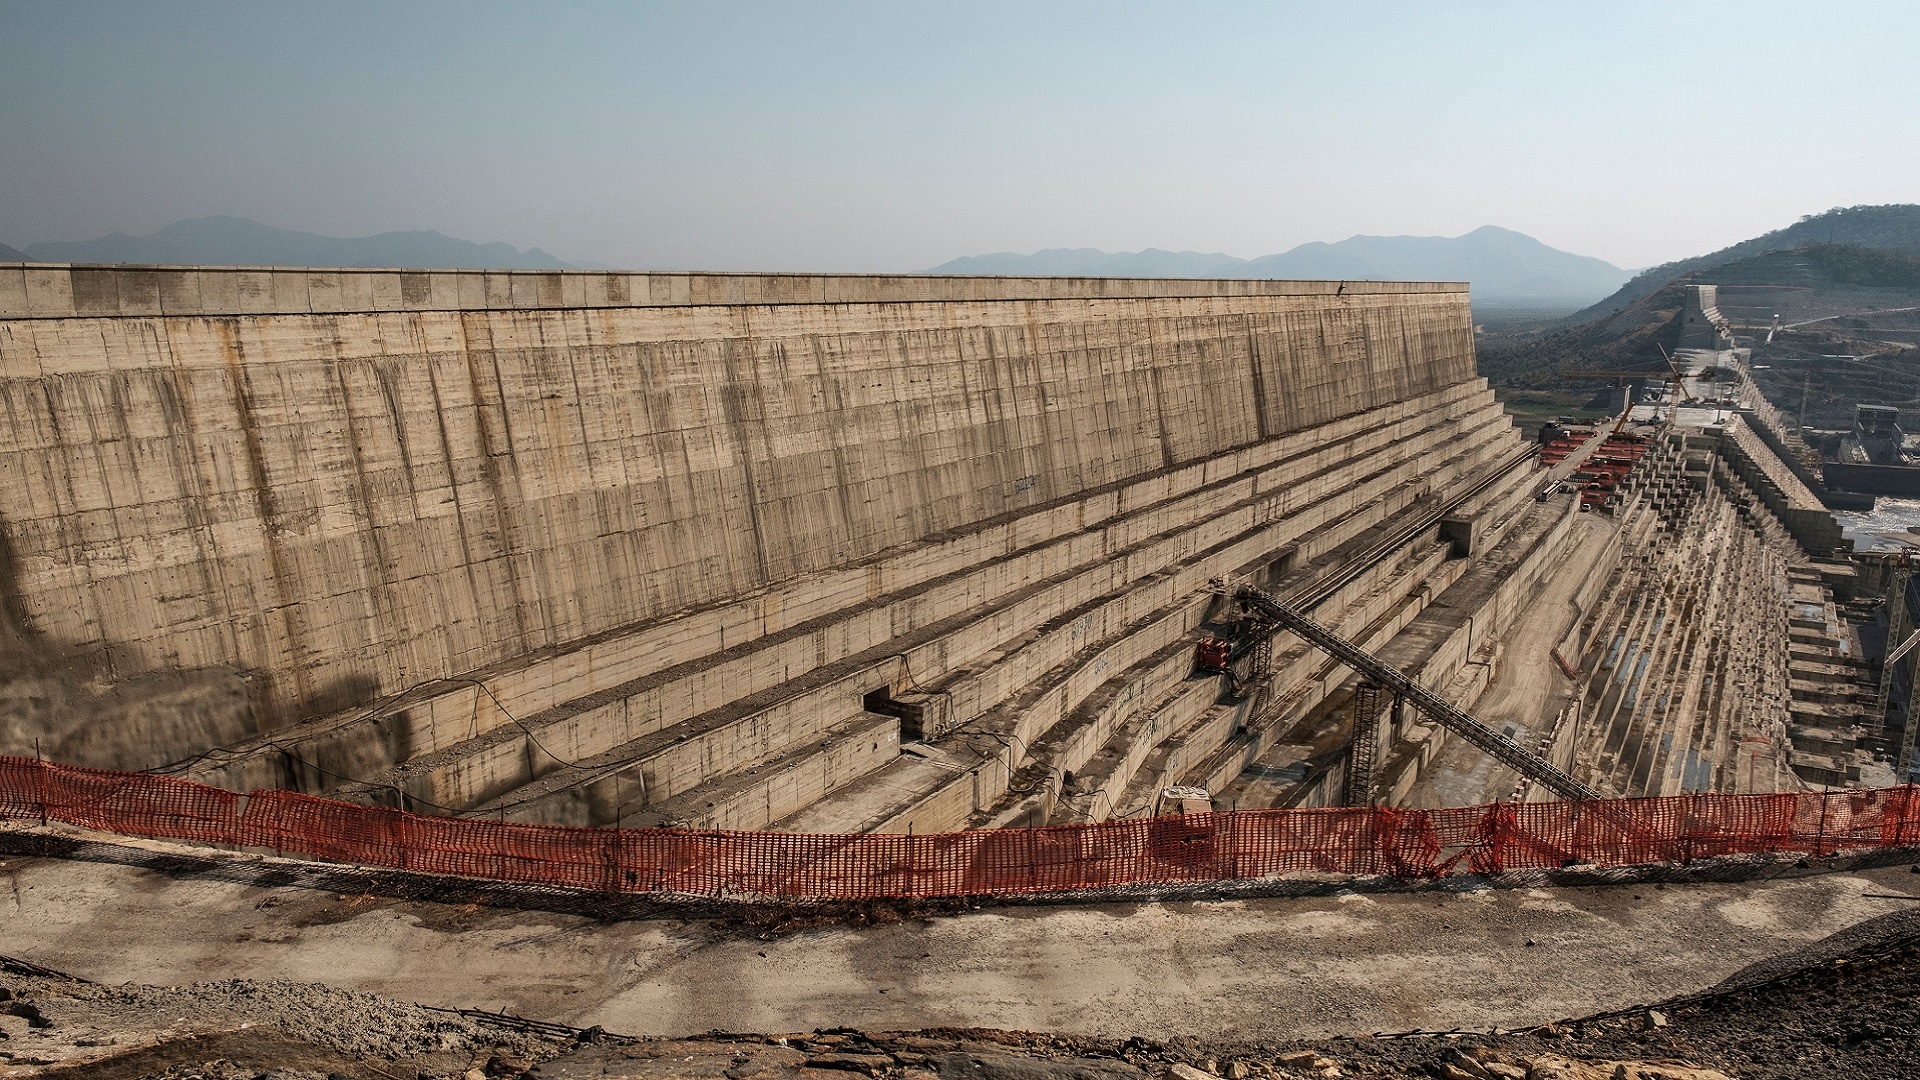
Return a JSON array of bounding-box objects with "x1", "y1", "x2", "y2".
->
[{"x1": 1, "y1": 264, "x2": 1515, "y2": 832}]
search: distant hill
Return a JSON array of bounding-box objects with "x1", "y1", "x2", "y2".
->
[
  {"x1": 929, "y1": 226, "x2": 1632, "y2": 306},
  {"x1": 931, "y1": 247, "x2": 1250, "y2": 279},
  {"x1": 0, "y1": 242, "x2": 25, "y2": 261},
  {"x1": 1477, "y1": 238, "x2": 1920, "y2": 434},
  {"x1": 13, "y1": 216, "x2": 577, "y2": 270},
  {"x1": 1483, "y1": 241, "x2": 1920, "y2": 383},
  {"x1": 1569, "y1": 204, "x2": 1920, "y2": 323}
]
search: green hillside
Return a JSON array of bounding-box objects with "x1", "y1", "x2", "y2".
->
[
  {"x1": 1479, "y1": 237, "x2": 1920, "y2": 433},
  {"x1": 1569, "y1": 204, "x2": 1920, "y2": 323}
]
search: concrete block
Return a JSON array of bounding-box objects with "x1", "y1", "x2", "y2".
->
[
  {"x1": 484, "y1": 272, "x2": 514, "y2": 308},
  {"x1": 0, "y1": 266, "x2": 29, "y2": 319},
  {"x1": 155, "y1": 270, "x2": 203, "y2": 314},
  {"x1": 228, "y1": 270, "x2": 273, "y2": 314},
  {"x1": 268, "y1": 270, "x2": 310, "y2": 313}
]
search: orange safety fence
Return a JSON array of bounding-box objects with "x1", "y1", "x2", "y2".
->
[{"x1": 3, "y1": 755, "x2": 1919, "y2": 899}]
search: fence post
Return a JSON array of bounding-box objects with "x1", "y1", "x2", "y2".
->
[
  {"x1": 1383, "y1": 806, "x2": 1402, "y2": 877},
  {"x1": 1359, "y1": 806, "x2": 1377, "y2": 878},
  {"x1": 1680, "y1": 794, "x2": 1695, "y2": 865},
  {"x1": 33, "y1": 741, "x2": 47, "y2": 828},
  {"x1": 1815, "y1": 787, "x2": 1832, "y2": 858},
  {"x1": 602, "y1": 829, "x2": 621, "y2": 895},
  {"x1": 394, "y1": 808, "x2": 411, "y2": 873},
  {"x1": 1899, "y1": 786, "x2": 1916, "y2": 850},
  {"x1": 1481, "y1": 802, "x2": 1506, "y2": 876},
  {"x1": 1228, "y1": 810, "x2": 1244, "y2": 880}
]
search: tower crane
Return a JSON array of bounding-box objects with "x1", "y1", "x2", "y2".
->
[{"x1": 1562, "y1": 346, "x2": 1705, "y2": 429}]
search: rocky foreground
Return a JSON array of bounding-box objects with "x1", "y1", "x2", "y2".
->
[{"x1": 4, "y1": 910, "x2": 1919, "y2": 1080}]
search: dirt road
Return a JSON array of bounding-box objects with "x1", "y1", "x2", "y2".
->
[{"x1": 5, "y1": 835, "x2": 1919, "y2": 1042}]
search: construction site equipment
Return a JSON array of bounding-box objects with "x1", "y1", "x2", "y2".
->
[
  {"x1": 1193, "y1": 636, "x2": 1233, "y2": 674},
  {"x1": 1564, "y1": 346, "x2": 1705, "y2": 431},
  {"x1": 1571, "y1": 434, "x2": 1652, "y2": 511},
  {"x1": 1538, "y1": 427, "x2": 1597, "y2": 468},
  {"x1": 1230, "y1": 584, "x2": 1602, "y2": 801}
]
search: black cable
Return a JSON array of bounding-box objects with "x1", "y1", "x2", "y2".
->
[
  {"x1": 890, "y1": 652, "x2": 957, "y2": 716},
  {"x1": 445, "y1": 678, "x2": 595, "y2": 773}
]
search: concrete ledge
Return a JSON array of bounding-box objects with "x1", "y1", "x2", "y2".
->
[
  {"x1": 1720, "y1": 415, "x2": 1844, "y2": 555},
  {"x1": 637, "y1": 713, "x2": 903, "y2": 832},
  {"x1": 0, "y1": 263, "x2": 1467, "y2": 319}
]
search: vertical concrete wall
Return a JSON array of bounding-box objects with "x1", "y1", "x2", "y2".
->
[
  {"x1": 1678, "y1": 285, "x2": 1729, "y2": 351},
  {"x1": 0, "y1": 267, "x2": 1474, "y2": 728}
]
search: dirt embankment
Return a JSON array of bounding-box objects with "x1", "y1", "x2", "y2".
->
[{"x1": 7, "y1": 908, "x2": 1920, "y2": 1080}]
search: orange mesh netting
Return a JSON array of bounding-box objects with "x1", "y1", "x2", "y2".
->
[{"x1": 3, "y1": 756, "x2": 1916, "y2": 899}]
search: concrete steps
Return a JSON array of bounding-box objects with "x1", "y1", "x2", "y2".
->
[
  {"x1": 1054, "y1": 463, "x2": 1548, "y2": 823},
  {"x1": 1569, "y1": 437, "x2": 1811, "y2": 797},
  {"x1": 312, "y1": 389, "x2": 1507, "y2": 819},
  {"x1": 164, "y1": 374, "x2": 1559, "y2": 837},
  {"x1": 629, "y1": 712, "x2": 902, "y2": 832},
  {"x1": 1151, "y1": 457, "x2": 1559, "y2": 813},
  {"x1": 444, "y1": 654, "x2": 896, "y2": 825},
  {"x1": 1215, "y1": 490, "x2": 1587, "y2": 811},
  {"x1": 765, "y1": 406, "x2": 1528, "y2": 833},
  {"x1": 199, "y1": 383, "x2": 1503, "y2": 803},
  {"x1": 936, "y1": 411, "x2": 1520, "y2": 814},
  {"x1": 1167, "y1": 545, "x2": 1466, "y2": 809},
  {"x1": 980, "y1": 532, "x2": 1454, "y2": 826},
  {"x1": 185, "y1": 378, "x2": 1500, "y2": 799},
  {"x1": 1012, "y1": 533, "x2": 1463, "y2": 827}
]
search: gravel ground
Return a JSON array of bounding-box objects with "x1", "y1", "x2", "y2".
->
[
  {"x1": 0, "y1": 967, "x2": 580, "y2": 1077},
  {"x1": 6, "y1": 905, "x2": 1920, "y2": 1079}
]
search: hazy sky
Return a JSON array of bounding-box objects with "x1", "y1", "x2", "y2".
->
[{"x1": 2, "y1": 1, "x2": 1916, "y2": 272}]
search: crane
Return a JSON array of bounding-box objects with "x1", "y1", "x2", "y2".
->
[
  {"x1": 1562, "y1": 346, "x2": 1705, "y2": 430},
  {"x1": 1229, "y1": 582, "x2": 1601, "y2": 801}
]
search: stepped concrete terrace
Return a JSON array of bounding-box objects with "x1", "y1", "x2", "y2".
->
[
  {"x1": 5, "y1": 264, "x2": 1562, "y2": 831},
  {"x1": 1386, "y1": 416, "x2": 1852, "y2": 809}
]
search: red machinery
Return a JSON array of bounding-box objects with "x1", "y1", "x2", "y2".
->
[{"x1": 1193, "y1": 636, "x2": 1233, "y2": 674}]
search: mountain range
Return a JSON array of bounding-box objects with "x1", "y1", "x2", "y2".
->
[
  {"x1": 2, "y1": 216, "x2": 575, "y2": 270},
  {"x1": 928, "y1": 226, "x2": 1634, "y2": 306},
  {"x1": 5, "y1": 220, "x2": 1632, "y2": 306}
]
